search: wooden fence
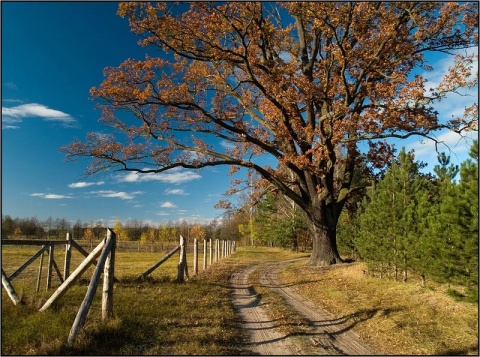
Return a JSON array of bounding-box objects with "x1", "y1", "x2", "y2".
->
[
  {"x1": 2, "y1": 231, "x2": 236, "y2": 345},
  {"x1": 2, "y1": 229, "x2": 116, "y2": 346},
  {"x1": 136, "y1": 237, "x2": 236, "y2": 282}
]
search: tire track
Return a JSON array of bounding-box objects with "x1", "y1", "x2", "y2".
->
[
  {"x1": 260, "y1": 261, "x2": 375, "y2": 355},
  {"x1": 229, "y1": 265, "x2": 303, "y2": 355},
  {"x1": 229, "y1": 260, "x2": 375, "y2": 355}
]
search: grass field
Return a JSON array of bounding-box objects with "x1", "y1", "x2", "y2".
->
[
  {"x1": 1, "y1": 244, "x2": 305, "y2": 355},
  {"x1": 2, "y1": 244, "x2": 478, "y2": 355},
  {"x1": 280, "y1": 260, "x2": 479, "y2": 355}
]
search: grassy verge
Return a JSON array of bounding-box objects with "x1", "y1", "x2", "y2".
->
[
  {"x1": 280, "y1": 260, "x2": 479, "y2": 355},
  {"x1": 3, "y1": 245, "x2": 477, "y2": 355},
  {"x1": 1, "y1": 245, "x2": 305, "y2": 355}
]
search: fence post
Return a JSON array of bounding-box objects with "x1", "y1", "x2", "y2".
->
[
  {"x1": 39, "y1": 239, "x2": 107, "y2": 312},
  {"x1": 68, "y1": 233, "x2": 114, "y2": 346},
  {"x1": 136, "y1": 245, "x2": 180, "y2": 281},
  {"x1": 177, "y1": 235, "x2": 187, "y2": 283},
  {"x1": 213, "y1": 239, "x2": 217, "y2": 263},
  {"x1": 64, "y1": 232, "x2": 72, "y2": 280},
  {"x1": 209, "y1": 238, "x2": 212, "y2": 266},
  {"x1": 102, "y1": 228, "x2": 116, "y2": 320},
  {"x1": 193, "y1": 238, "x2": 198, "y2": 276},
  {"x1": 203, "y1": 239, "x2": 207, "y2": 270},
  {"x1": 36, "y1": 248, "x2": 45, "y2": 292},
  {"x1": 46, "y1": 243, "x2": 54, "y2": 291},
  {"x1": 1, "y1": 269, "x2": 21, "y2": 305}
]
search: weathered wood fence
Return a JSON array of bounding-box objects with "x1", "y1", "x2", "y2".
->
[
  {"x1": 1, "y1": 232, "x2": 119, "y2": 296},
  {"x1": 2, "y1": 229, "x2": 117, "y2": 346},
  {"x1": 136, "y1": 236, "x2": 236, "y2": 282},
  {"x1": 2, "y1": 231, "x2": 236, "y2": 345}
]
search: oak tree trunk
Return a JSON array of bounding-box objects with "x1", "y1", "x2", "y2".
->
[{"x1": 307, "y1": 208, "x2": 343, "y2": 266}]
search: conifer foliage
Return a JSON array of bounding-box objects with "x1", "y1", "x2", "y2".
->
[{"x1": 339, "y1": 141, "x2": 478, "y2": 298}]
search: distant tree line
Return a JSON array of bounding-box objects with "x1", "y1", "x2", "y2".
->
[
  {"x1": 1, "y1": 215, "x2": 241, "y2": 245},
  {"x1": 3, "y1": 141, "x2": 477, "y2": 299},
  {"x1": 337, "y1": 141, "x2": 478, "y2": 299}
]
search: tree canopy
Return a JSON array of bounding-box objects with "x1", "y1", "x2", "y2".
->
[{"x1": 63, "y1": 2, "x2": 478, "y2": 265}]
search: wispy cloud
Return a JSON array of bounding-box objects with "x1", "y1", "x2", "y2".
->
[
  {"x1": 30, "y1": 193, "x2": 73, "y2": 199},
  {"x1": 160, "y1": 201, "x2": 177, "y2": 208},
  {"x1": 88, "y1": 190, "x2": 143, "y2": 200},
  {"x1": 2, "y1": 98, "x2": 23, "y2": 103},
  {"x1": 119, "y1": 167, "x2": 201, "y2": 184},
  {"x1": 2, "y1": 103, "x2": 77, "y2": 129},
  {"x1": 4, "y1": 82, "x2": 17, "y2": 90},
  {"x1": 68, "y1": 181, "x2": 105, "y2": 188},
  {"x1": 165, "y1": 188, "x2": 188, "y2": 195},
  {"x1": 423, "y1": 48, "x2": 478, "y2": 122},
  {"x1": 406, "y1": 130, "x2": 478, "y2": 163},
  {"x1": 220, "y1": 140, "x2": 237, "y2": 150}
]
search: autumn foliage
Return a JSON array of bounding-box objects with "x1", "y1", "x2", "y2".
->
[{"x1": 63, "y1": 2, "x2": 478, "y2": 265}]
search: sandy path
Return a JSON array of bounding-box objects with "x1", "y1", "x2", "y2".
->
[{"x1": 229, "y1": 260, "x2": 375, "y2": 355}]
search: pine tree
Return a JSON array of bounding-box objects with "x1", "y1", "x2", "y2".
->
[
  {"x1": 356, "y1": 148, "x2": 423, "y2": 280},
  {"x1": 406, "y1": 181, "x2": 439, "y2": 286},
  {"x1": 457, "y1": 140, "x2": 478, "y2": 296},
  {"x1": 426, "y1": 147, "x2": 476, "y2": 287}
]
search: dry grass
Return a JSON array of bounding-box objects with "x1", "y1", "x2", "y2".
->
[
  {"x1": 2, "y1": 244, "x2": 244, "y2": 355},
  {"x1": 3, "y1": 245, "x2": 477, "y2": 355},
  {"x1": 281, "y1": 259, "x2": 479, "y2": 355},
  {"x1": 1, "y1": 245, "x2": 306, "y2": 355}
]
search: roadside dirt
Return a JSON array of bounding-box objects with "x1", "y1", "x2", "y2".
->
[{"x1": 229, "y1": 260, "x2": 375, "y2": 355}]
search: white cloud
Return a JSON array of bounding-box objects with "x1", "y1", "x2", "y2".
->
[
  {"x1": 68, "y1": 181, "x2": 105, "y2": 188},
  {"x1": 165, "y1": 188, "x2": 188, "y2": 195},
  {"x1": 422, "y1": 48, "x2": 478, "y2": 122},
  {"x1": 30, "y1": 193, "x2": 72, "y2": 199},
  {"x1": 160, "y1": 201, "x2": 177, "y2": 208},
  {"x1": 156, "y1": 211, "x2": 170, "y2": 216},
  {"x1": 2, "y1": 99, "x2": 23, "y2": 103},
  {"x1": 2, "y1": 103, "x2": 77, "y2": 128},
  {"x1": 119, "y1": 167, "x2": 201, "y2": 184},
  {"x1": 220, "y1": 140, "x2": 237, "y2": 150},
  {"x1": 4, "y1": 82, "x2": 17, "y2": 90},
  {"x1": 88, "y1": 190, "x2": 143, "y2": 200},
  {"x1": 406, "y1": 129, "x2": 478, "y2": 165}
]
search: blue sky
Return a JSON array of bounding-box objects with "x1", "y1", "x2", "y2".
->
[{"x1": 2, "y1": 2, "x2": 478, "y2": 228}]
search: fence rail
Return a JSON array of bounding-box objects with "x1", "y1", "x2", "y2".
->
[{"x1": 2, "y1": 230, "x2": 237, "y2": 346}]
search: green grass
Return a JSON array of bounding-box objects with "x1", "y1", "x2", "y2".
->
[{"x1": 1, "y1": 245, "x2": 306, "y2": 355}]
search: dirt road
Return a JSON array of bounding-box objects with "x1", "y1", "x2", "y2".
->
[{"x1": 229, "y1": 260, "x2": 375, "y2": 355}]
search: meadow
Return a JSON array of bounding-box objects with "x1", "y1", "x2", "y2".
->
[{"x1": 1, "y1": 244, "x2": 478, "y2": 355}]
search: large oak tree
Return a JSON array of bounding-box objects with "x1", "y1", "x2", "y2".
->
[{"x1": 63, "y1": 2, "x2": 478, "y2": 265}]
